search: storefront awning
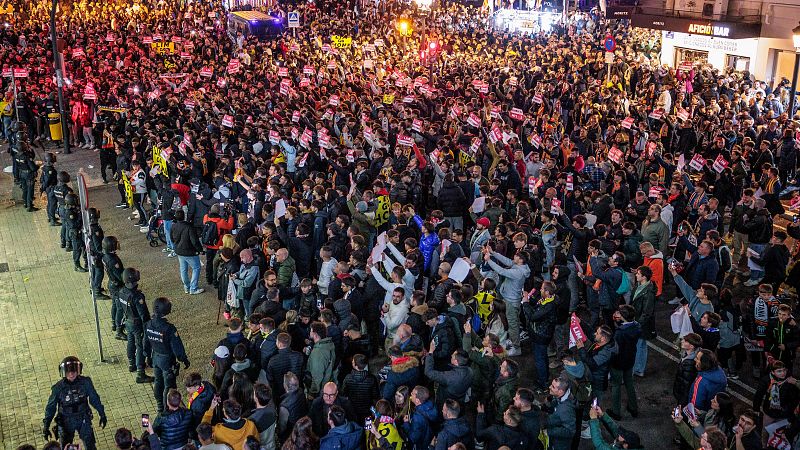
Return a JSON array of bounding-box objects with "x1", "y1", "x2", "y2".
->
[{"x1": 631, "y1": 14, "x2": 761, "y2": 39}]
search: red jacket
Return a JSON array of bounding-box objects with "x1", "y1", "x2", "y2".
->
[{"x1": 202, "y1": 215, "x2": 235, "y2": 249}]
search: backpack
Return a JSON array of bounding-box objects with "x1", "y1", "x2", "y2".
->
[
  {"x1": 200, "y1": 220, "x2": 219, "y2": 247},
  {"x1": 615, "y1": 268, "x2": 631, "y2": 295},
  {"x1": 718, "y1": 245, "x2": 733, "y2": 273}
]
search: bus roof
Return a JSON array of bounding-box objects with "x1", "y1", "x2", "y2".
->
[{"x1": 230, "y1": 11, "x2": 273, "y2": 22}]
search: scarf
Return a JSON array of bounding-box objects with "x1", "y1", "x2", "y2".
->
[
  {"x1": 188, "y1": 384, "x2": 204, "y2": 409},
  {"x1": 633, "y1": 281, "x2": 651, "y2": 300}
]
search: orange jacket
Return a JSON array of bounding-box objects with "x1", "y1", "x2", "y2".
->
[
  {"x1": 644, "y1": 255, "x2": 664, "y2": 296},
  {"x1": 202, "y1": 215, "x2": 235, "y2": 250}
]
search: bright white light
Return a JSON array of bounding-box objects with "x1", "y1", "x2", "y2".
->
[{"x1": 133, "y1": 86, "x2": 140, "y2": 94}]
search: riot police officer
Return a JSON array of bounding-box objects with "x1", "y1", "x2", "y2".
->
[
  {"x1": 118, "y1": 268, "x2": 155, "y2": 383},
  {"x1": 63, "y1": 193, "x2": 88, "y2": 272},
  {"x1": 102, "y1": 236, "x2": 127, "y2": 341},
  {"x1": 9, "y1": 121, "x2": 26, "y2": 183},
  {"x1": 53, "y1": 172, "x2": 74, "y2": 247},
  {"x1": 41, "y1": 152, "x2": 59, "y2": 225},
  {"x1": 87, "y1": 208, "x2": 110, "y2": 299},
  {"x1": 144, "y1": 297, "x2": 190, "y2": 412},
  {"x1": 43, "y1": 356, "x2": 107, "y2": 450},
  {"x1": 13, "y1": 135, "x2": 39, "y2": 212}
]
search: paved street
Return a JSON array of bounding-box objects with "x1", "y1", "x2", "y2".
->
[{"x1": 0, "y1": 146, "x2": 762, "y2": 449}]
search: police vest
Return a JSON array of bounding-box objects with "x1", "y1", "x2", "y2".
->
[{"x1": 57, "y1": 380, "x2": 90, "y2": 416}]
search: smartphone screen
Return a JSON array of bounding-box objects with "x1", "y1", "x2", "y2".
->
[
  {"x1": 141, "y1": 414, "x2": 150, "y2": 428},
  {"x1": 364, "y1": 418, "x2": 372, "y2": 430}
]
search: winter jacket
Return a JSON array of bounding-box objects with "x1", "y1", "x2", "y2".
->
[
  {"x1": 319, "y1": 421, "x2": 363, "y2": 450},
  {"x1": 545, "y1": 391, "x2": 577, "y2": 450},
  {"x1": 429, "y1": 277, "x2": 456, "y2": 313},
  {"x1": 438, "y1": 180, "x2": 467, "y2": 217},
  {"x1": 278, "y1": 389, "x2": 308, "y2": 441},
  {"x1": 306, "y1": 338, "x2": 336, "y2": 396},
  {"x1": 381, "y1": 301, "x2": 410, "y2": 341},
  {"x1": 202, "y1": 214, "x2": 235, "y2": 250},
  {"x1": 486, "y1": 251, "x2": 530, "y2": 303},
  {"x1": 643, "y1": 252, "x2": 665, "y2": 296},
  {"x1": 309, "y1": 395, "x2": 357, "y2": 437},
  {"x1": 753, "y1": 374, "x2": 800, "y2": 420},
  {"x1": 588, "y1": 414, "x2": 629, "y2": 450},
  {"x1": 631, "y1": 282, "x2": 656, "y2": 339},
  {"x1": 221, "y1": 359, "x2": 260, "y2": 395},
  {"x1": 687, "y1": 366, "x2": 727, "y2": 411},
  {"x1": 434, "y1": 416, "x2": 474, "y2": 450},
  {"x1": 621, "y1": 231, "x2": 644, "y2": 269},
  {"x1": 586, "y1": 257, "x2": 623, "y2": 310},
  {"x1": 610, "y1": 322, "x2": 641, "y2": 371},
  {"x1": 475, "y1": 413, "x2": 528, "y2": 450},
  {"x1": 341, "y1": 369, "x2": 380, "y2": 421},
  {"x1": 521, "y1": 296, "x2": 557, "y2": 344},
  {"x1": 247, "y1": 405, "x2": 276, "y2": 450},
  {"x1": 382, "y1": 356, "x2": 420, "y2": 400},
  {"x1": 641, "y1": 218, "x2": 670, "y2": 255},
  {"x1": 171, "y1": 220, "x2": 203, "y2": 256},
  {"x1": 741, "y1": 209, "x2": 772, "y2": 244},
  {"x1": 201, "y1": 410, "x2": 259, "y2": 450},
  {"x1": 153, "y1": 408, "x2": 193, "y2": 450},
  {"x1": 402, "y1": 400, "x2": 437, "y2": 450},
  {"x1": 232, "y1": 263, "x2": 260, "y2": 302},
  {"x1": 461, "y1": 331, "x2": 504, "y2": 402},
  {"x1": 188, "y1": 381, "x2": 216, "y2": 434},
  {"x1": 751, "y1": 244, "x2": 790, "y2": 285},
  {"x1": 681, "y1": 253, "x2": 719, "y2": 290},
  {"x1": 429, "y1": 315, "x2": 458, "y2": 370},
  {"x1": 765, "y1": 318, "x2": 800, "y2": 365},
  {"x1": 276, "y1": 255, "x2": 296, "y2": 288},
  {"x1": 490, "y1": 375, "x2": 519, "y2": 424},
  {"x1": 673, "y1": 351, "x2": 698, "y2": 404},
  {"x1": 579, "y1": 340, "x2": 618, "y2": 392},
  {"x1": 424, "y1": 356, "x2": 473, "y2": 406}
]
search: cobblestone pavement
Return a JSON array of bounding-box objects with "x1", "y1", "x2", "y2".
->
[{"x1": 0, "y1": 145, "x2": 222, "y2": 449}]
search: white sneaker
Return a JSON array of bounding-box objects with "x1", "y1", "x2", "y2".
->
[
  {"x1": 743, "y1": 278, "x2": 763, "y2": 287},
  {"x1": 167, "y1": 252, "x2": 176, "y2": 258},
  {"x1": 184, "y1": 287, "x2": 189, "y2": 294},
  {"x1": 507, "y1": 346, "x2": 522, "y2": 356},
  {"x1": 189, "y1": 288, "x2": 205, "y2": 295},
  {"x1": 581, "y1": 425, "x2": 591, "y2": 439}
]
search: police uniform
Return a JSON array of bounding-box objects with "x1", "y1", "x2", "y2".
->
[
  {"x1": 118, "y1": 285, "x2": 151, "y2": 375},
  {"x1": 43, "y1": 375, "x2": 106, "y2": 450},
  {"x1": 13, "y1": 147, "x2": 38, "y2": 210},
  {"x1": 63, "y1": 205, "x2": 86, "y2": 269},
  {"x1": 88, "y1": 222, "x2": 105, "y2": 295},
  {"x1": 53, "y1": 184, "x2": 73, "y2": 247},
  {"x1": 103, "y1": 251, "x2": 126, "y2": 336},
  {"x1": 144, "y1": 316, "x2": 189, "y2": 412},
  {"x1": 40, "y1": 163, "x2": 58, "y2": 223}
]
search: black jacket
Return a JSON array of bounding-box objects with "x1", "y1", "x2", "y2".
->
[
  {"x1": 267, "y1": 347, "x2": 304, "y2": 399},
  {"x1": 438, "y1": 180, "x2": 467, "y2": 217},
  {"x1": 610, "y1": 322, "x2": 642, "y2": 370},
  {"x1": 279, "y1": 389, "x2": 308, "y2": 441},
  {"x1": 170, "y1": 220, "x2": 202, "y2": 256},
  {"x1": 429, "y1": 317, "x2": 458, "y2": 370},
  {"x1": 673, "y1": 352, "x2": 698, "y2": 404},
  {"x1": 341, "y1": 369, "x2": 380, "y2": 421},
  {"x1": 153, "y1": 407, "x2": 193, "y2": 450},
  {"x1": 309, "y1": 395, "x2": 357, "y2": 437},
  {"x1": 522, "y1": 297, "x2": 557, "y2": 344},
  {"x1": 475, "y1": 413, "x2": 529, "y2": 450}
]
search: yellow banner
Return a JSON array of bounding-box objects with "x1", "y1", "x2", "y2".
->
[
  {"x1": 382, "y1": 94, "x2": 395, "y2": 105},
  {"x1": 164, "y1": 60, "x2": 177, "y2": 69},
  {"x1": 152, "y1": 145, "x2": 168, "y2": 176},
  {"x1": 151, "y1": 42, "x2": 176, "y2": 55},
  {"x1": 121, "y1": 172, "x2": 133, "y2": 207},
  {"x1": 330, "y1": 35, "x2": 352, "y2": 48},
  {"x1": 374, "y1": 195, "x2": 390, "y2": 227}
]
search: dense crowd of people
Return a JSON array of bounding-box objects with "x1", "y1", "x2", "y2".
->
[{"x1": 4, "y1": 0, "x2": 800, "y2": 449}]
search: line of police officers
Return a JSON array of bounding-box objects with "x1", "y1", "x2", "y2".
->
[{"x1": 32, "y1": 126, "x2": 192, "y2": 448}]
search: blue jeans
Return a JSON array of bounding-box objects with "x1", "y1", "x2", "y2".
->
[
  {"x1": 533, "y1": 342, "x2": 549, "y2": 389},
  {"x1": 633, "y1": 338, "x2": 648, "y2": 375},
  {"x1": 178, "y1": 255, "x2": 200, "y2": 292},
  {"x1": 748, "y1": 243, "x2": 766, "y2": 280},
  {"x1": 163, "y1": 219, "x2": 174, "y2": 250}
]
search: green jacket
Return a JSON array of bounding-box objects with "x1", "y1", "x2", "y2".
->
[
  {"x1": 491, "y1": 375, "x2": 519, "y2": 424},
  {"x1": 462, "y1": 332, "x2": 502, "y2": 403},
  {"x1": 674, "y1": 419, "x2": 699, "y2": 449},
  {"x1": 306, "y1": 338, "x2": 336, "y2": 396},
  {"x1": 640, "y1": 218, "x2": 670, "y2": 255},
  {"x1": 590, "y1": 414, "x2": 640, "y2": 450},
  {"x1": 277, "y1": 255, "x2": 296, "y2": 287},
  {"x1": 346, "y1": 199, "x2": 375, "y2": 238}
]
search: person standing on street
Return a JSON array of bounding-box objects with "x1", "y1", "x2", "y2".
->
[
  {"x1": 54, "y1": 171, "x2": 74, "y2": 241},
  {"x1": 203, "y1": 204, "x2": 235, "y2": 286},
  {"x1": 63, "y1": 193, "x2": 88, "y2": 272},
  {"x1": 13, "y1": 136, "x2": 38, "y2": 212},
  {"x1": 43, "y1": 356, "x2": 107, "y2": 450},
  {"x1": 102, "y1": 236, "x2": 127, "y2": 341},
  {"x1": 145, "y1": 297, "x2": 191, "y2": 413},
  {"x1": 40, "y1": 152, "x2": 59, "y2": 224},
  {"x1": 608, "y1": 305, "x2": 641, "y2": 420},
  {"x1": 171, "y1": 209, "x2": 205, "y2": 295},
  {"x1": 118, "y1": 267, "x2": 155, "y2": 384},
  {"x1": 87, "y1": 208, "x2": 110, "y2": 300}
]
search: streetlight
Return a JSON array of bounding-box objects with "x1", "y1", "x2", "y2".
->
[
  {"x1": 396, "y1": 18, "x2": 412, "y2": 37},
  {"x1": 789, "y1": 22, "x2": 800, "y2": 119}
]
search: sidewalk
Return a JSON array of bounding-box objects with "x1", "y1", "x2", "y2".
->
[{"x1": 0, "y1": 169, "x2": 156, "y2": 449}]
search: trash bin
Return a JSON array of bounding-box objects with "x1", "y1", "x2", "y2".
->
[{"x1": 48, "y1": 113, "x2": 63, "y2": 141}]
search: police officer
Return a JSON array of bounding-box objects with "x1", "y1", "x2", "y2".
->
[
  {"x1": 53, "y1": 172, "x2": 74, "y2": 247},
  {"x1": 13, "y1": 135, "x2": 39, "y2": 212},
  {"x1": 144, "y1": 297, "x2": 190, "y2": 412},
  {"x1": 9, "y1": 121, "x2": 26, "y2": 183},
  {"x1": 102, "y1": 236, "x2": 127, "y2": 341},
  {"x1": 63, "y1": 193, "x2": 88, "y2": 272},
  {"x1": 118, "y1": 268, "x2": 155, "y2": 383},
  {"x1": 43, "y1": 356, "x2": 107, "y2": 450},
  {"x1": 41, "y1": 152, "x2": 60, "y2": 225},
  {"x1": 87, "y1": 208, "x2": 110, "y2": 300}
]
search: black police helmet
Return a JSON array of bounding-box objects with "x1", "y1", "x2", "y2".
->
[
  {"x1": 102, "y1": 236, "x2": 119, "y2": 253},
  {"x1": 88, "y1": 207, "x2": 99, "y2": 224},
  {"x1": 15, "y1": 131, "x2": 27, "y2": 142},
  {"x1": 59, "y1": 356, "x2": 83, "y2": 377},
  {"x1": 65, "y1": 193, "x2": 79, "y2": 207},
  {"x1": 122, "y1": 268, "x2": 140, "y2": 287},
  {"x1": 45, "y1": 152, "x2": 57, "y2": 164},
  {"x1": 57, "y1": 171, "x2": 71, "y2": 184},
  {"x1": 153, "y1": 297, "x2": 172, "y2": 317},
  {"x1": 11, "y1": 121, "x2": 26, "y2": 132}
]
